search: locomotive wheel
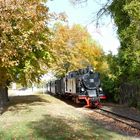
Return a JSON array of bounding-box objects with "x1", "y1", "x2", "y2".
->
[
  {"x1": 75, "y1": 97, "x2": 80, "y2": 103},
  {"x1": 72, "y1": 97, "x2": 80, "y2": 103},
  {"x1": 72, "y1": 97, "x2": 76, "y2": 102}
]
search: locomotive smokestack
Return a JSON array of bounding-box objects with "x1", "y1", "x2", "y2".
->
[{"x1": 87, "y1": 66, "x2": 94, "y2": 73}]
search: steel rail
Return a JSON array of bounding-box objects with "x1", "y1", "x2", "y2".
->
[
  {"x1": 101, "y1": 107, "x2": 140, "y2": 123},
  {"x1": 94, "y1": 108, "x2": 140, "y2": 130}
]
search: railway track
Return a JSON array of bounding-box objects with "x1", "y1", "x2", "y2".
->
[{"x1": 94, "y1": 106, "x2": 140, "y2": 131}]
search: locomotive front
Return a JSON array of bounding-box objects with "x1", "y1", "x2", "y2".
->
[{"x1": 80, "y1": 69, "x2": 101, "y2": 107}]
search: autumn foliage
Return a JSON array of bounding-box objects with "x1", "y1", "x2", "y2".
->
[
  {"x1": 50, "y1": 23, "x2": 108, "y2": 77},
  {"x1": 0, "y1": 0, "x2": 52, "y2": 86}
]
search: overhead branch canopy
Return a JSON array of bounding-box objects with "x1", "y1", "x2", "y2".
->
[{"x1": 0, "y1": 0, "x2": 53, "y2": 86}]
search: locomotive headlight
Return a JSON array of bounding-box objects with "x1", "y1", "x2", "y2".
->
[
  {"x1": 99, "y1": 87, "x2": 103, "y2": 92},
  {"x1": 81, "y1": 88, "x2": 85, "y2": 92}
]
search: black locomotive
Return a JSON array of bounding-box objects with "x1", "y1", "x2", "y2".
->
[{"x1": 46, "y1": 66, "x2": 103, "y2": 108}]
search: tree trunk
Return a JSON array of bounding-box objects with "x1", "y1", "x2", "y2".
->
[
  {"x1": 0, "y1": 68, "x2": 10, "y2": 113},
  {"x1": 5, "y1": 86, "x2": 9, "y2": 102},
  {"x1": 0, "y1": 86, "x2": 9, "y2": 114}
]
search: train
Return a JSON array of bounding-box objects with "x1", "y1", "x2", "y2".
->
[{"x1": 46, "y1": 66, "x2": 106, "y2": 108}]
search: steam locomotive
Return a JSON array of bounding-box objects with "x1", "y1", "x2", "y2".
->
[{"x1": 46, "y1": 66, "x2": 103, "y2": 108}]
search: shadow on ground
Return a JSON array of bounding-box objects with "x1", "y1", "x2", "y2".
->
[
  {"x1": 48, "y1": 93, "x2": 85, "y2": 108},
  {"x1": 28, "y1": 114, "x2": 113, "y2": 140},
  {"x1": 2, "y1": 95, "x2": 50, "y2": 114}
]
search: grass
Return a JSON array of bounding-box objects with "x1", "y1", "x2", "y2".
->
[{"x1": 0, "y1": 92, "x2": 136, "y2": 140}]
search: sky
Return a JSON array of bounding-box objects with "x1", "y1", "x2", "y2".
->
[{"x1": 46, "y1": 0, "x2": 120, "y2": 55}]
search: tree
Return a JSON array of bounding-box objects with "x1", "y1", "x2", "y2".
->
[
  {"x1": 108, "y1": 0, "x2": 140, "y2": 105},
  {"x1": 108, "y1": 0, "x2": 140, "y2": 81},
  {"x1": 50, "y1": 23, "x2": 108, "y2": 77},
  {"x1": 0, "y1": 0, "x2": 52, "y2": 109}
]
